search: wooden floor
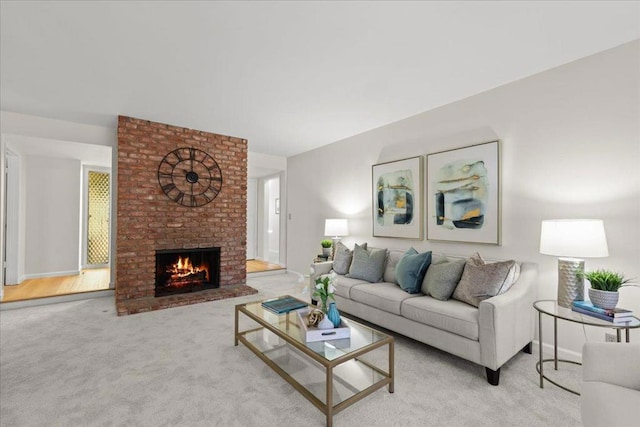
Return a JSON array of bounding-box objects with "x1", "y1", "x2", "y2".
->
[
  {"x1": 2, "y1": 268, "x2": 111, "y2": 303},
  {"x1": 247, "y1": 259, "x2": 285, "y2": 274},
  {"x1": 2, "y1": 261, "x2": 284, "y2": 303}
]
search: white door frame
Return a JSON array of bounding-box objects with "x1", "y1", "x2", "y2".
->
[{"x1": 4, "y1": 149, "x2": 19, "y2": 285}]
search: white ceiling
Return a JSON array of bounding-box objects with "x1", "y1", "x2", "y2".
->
[{"x1": 1, "y1": 1, "x2": 639, "y2": 157}]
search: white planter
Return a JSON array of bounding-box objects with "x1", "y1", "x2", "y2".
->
[
  {"x1": 588, "y1": 288, "x2": 619, "y2": 310},
  {"x1": 322, "y1": 247, "x2": 331, "y2": 257}
]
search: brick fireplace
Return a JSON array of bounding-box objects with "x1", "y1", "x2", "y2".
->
[{"x1": 116, "y1": 116, "x2": 257, "y2": 315}]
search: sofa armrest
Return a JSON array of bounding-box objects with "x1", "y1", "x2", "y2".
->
[
  {"x1": 478, "y1": 262, "x2": 537, "y2": 370},
  {"x1": 309, "y1": 261, "x2": 334, "y2": 289},
  {"x1": 581, "y1": 343, "x2": 640, "y2": 426},
  {"x1": 582, "y1": 342, "x2": 640, "y2": 390}
]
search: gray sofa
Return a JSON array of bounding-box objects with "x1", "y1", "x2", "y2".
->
[{"x1": 310, "y1": 249, "x2": 537, "y2": 385}]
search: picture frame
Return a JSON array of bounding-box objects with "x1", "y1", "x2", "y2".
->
[
  {"x1": 426, "y1": 140, "x2": 501, "y2": 245},
  {"x1": 372, "y1": 156, "x2": 423, "y2": 239}
]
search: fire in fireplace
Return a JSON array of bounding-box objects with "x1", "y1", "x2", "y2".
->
[{"x1": 155, "y1": 247, "x2": 221, "y2": 297}]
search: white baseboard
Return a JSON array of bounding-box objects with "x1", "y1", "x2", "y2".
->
[
  {"x1": 0, "y1": 289, "x2": 114, "y2": 311},
  {"x1": 23, "y1": 270, "x2": 80, "y2": 280},
  {"x1": 247, "y1": 270, "x2": 287, "y2": 278},
  {"x1": 533, "y1": 340, "x2": 582, "y2": 363}
]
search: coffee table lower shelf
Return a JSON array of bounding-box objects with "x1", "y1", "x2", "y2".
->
[{"x1": 235, "y1": 303, "x2": 394, "y2": 427}]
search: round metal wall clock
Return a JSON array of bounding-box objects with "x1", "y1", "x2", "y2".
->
[{"x1": 157, "y1": 147, "x2": 223, "y2": 207}]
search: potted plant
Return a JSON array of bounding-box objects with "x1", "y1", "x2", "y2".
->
[
  {"x1": 320, "y1": 239, "x2": 332, "y2": 257},
  {"x1": 580, "y1": 269, "x2": 635, "y2": 309}
]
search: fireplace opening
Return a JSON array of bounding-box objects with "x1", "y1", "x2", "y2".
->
[{"x1": 155, "y1": 247, "x2": 221, "y2": 297}]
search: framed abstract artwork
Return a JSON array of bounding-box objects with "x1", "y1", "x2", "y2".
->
[
  {"x1": 372, "y1": 156, "x2": 423, "y2": 239},
  {"x1": 426, "y1": 140, "x2": 501, "y2": 244}
]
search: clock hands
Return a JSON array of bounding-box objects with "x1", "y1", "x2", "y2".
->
[{"x1": 158, "y1": 147, "x2": 222, "y2": 207}]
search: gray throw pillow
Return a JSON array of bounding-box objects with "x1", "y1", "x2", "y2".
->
[
  {"x1": 384, "y1": 250, "x2": 406, "y2": 283},
  {"x1": 465, "y1": 252, "x2": 521, "y2": 294},
  {"x1": 347, "y1": 244, "x2": 387, "y2": 283},
  {"x1": 431, "y1": 254, "x2": 448, "y2": 265},
  {"x1": 422, "y1": 258, "x2": 467, "y2": 300},
  {"x1": 332, "y1": 241, "x2": 357, "y2": 275},
  {"x1": 452, "y1": 259, "x2": 517, "y2": 307},
  {"x1": 396, "y1": 249, "x2": 432, "y2": 294}
]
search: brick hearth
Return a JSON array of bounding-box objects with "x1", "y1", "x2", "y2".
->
[{"x1": 116, "y1": 116, "x2": 257, "y2": 315}]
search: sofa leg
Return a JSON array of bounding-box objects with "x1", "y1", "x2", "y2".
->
[
  {"x1": 522, "y1": 342, "x2": 533, "y2": 354},
  {"x1": 485, "y1": 368, "x2": 500, "y2": 386}
]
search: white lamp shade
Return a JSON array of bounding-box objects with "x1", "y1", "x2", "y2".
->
[
  {"x1": 324, "y1": 219, "x2": 349, "y2": 237},
  {"x1": 539, "y1": 219, "x2": 609, "y2": 258}
]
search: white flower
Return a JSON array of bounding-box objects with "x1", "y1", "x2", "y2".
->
[
  {"x1": 328, "y1": 284, "x2": 336, "y2": 294},
  {"x1": 315, "y1": 283, "x2": 323, "y2": 290}
]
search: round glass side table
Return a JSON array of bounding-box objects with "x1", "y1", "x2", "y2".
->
[{"x1": 533, "y1": 299, "x2": 640, "y2": 395}]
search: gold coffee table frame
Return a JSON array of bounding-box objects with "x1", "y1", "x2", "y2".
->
[{"x1": 235, "y1": 296, "x2": 394, "y2": 427}]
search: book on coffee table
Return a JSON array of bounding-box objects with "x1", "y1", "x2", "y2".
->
[{"x1": 261, "y1": 296, "x2": 308, "y2": 314}]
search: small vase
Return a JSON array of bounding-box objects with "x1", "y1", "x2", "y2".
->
[
  {"x1": 588, "y1": 288, "x2": 619, "y2": 310},
  {"x1": 317, "y1": 316, "x2": 334, "y2": 330},
  {"x1": 327, "y1": 302, "x2": 341, "y2": 328}
]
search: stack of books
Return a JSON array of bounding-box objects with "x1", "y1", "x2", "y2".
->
[
  {"x1": 261, "y1": 296, "x2": 308, "y2": 314},
  {"x1": 571, "y1": 300, "x2": 634, "y2": 324}
]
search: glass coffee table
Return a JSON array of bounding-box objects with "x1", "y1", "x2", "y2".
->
[{"x1": 235, "y1": 296, "x2": 394, "y2": 427}]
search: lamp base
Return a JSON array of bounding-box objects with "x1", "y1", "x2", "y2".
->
[{"x1": 557, "y1": 258, "x2": 584, "y2": 308}]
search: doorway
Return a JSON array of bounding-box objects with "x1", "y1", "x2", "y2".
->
[
  {"x1": 1, "y1": 138, "x2": 112, "y2": 303},
  {"x1": 246, "y1": 173, "x2": 284, "y2": 274},
  {"x1": 83, "y1": 167, "x2": 110, "y2": 267}
]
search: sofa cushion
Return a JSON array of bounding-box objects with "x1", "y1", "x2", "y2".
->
[
  {"x1": 422, "y1": 258, "x2": 466, "y2": 300},
  {"x1": 383, "y1": 250, "x2": 406, "y2": 283},
  {"x1": 347, "y1": 244, "x2": 387, "y2": 283},
  {"x1": 332, "y1": 241, "x2": 363, "y2": 275},
  {"x1": 401, "y1": 296, "x2": 480, "y2": 340},
  {"x1": 396, "y1": 249, "x2": 432, "y2": 294},
  {"x1": 452, "y1": 258, "x2": 517, "y2": 307},
  {"x1": 350, "y1": 282, "x2": 419, "y2": 315},
  {"x1": 333, "y1": 275, "x2": 368, "y2": 299}
]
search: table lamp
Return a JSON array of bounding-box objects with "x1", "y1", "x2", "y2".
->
[
  {"x1": 539, "y1": 219, "x2": 609, "y2": 308},
  {"x1": 324, "y1": 219, "x2": 349, "y2": 259}
]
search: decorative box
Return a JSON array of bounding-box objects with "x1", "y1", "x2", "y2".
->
[{"x1": 296, "y1": 308, "x2": 350, "y2": 342}]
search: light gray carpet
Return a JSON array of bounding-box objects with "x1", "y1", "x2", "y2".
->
[{"x1": 0, "y1": 273, "x2": 581, "y2": 426}]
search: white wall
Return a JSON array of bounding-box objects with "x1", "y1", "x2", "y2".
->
[
  {"x1": 287, "y1": 40, "x2": 640, "y2": 355},
  {"x1": 0, "y1": 111, "x2": 114, "y2": 147},
  {"x1": 25, "y1": 156, "x2": 82, "y2": 277}
]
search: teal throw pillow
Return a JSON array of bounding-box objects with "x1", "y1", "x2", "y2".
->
[
  {"x1": 396, "y1": 249, "x2": 432, "y2": 294},
  {"x1": 346, "y1": 244, "x2": 386, "y2": 283}
]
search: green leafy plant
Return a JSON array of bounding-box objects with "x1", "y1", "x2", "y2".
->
[
  {"x1": 320, "y1": 239, "x2": 333, "y2": 248},
  {"x1": 314, "y1": 274, "x2": 336, "y2": 312},
  {"x1": 579, "y1": 269, "x2": 634, "y2": 292}
]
